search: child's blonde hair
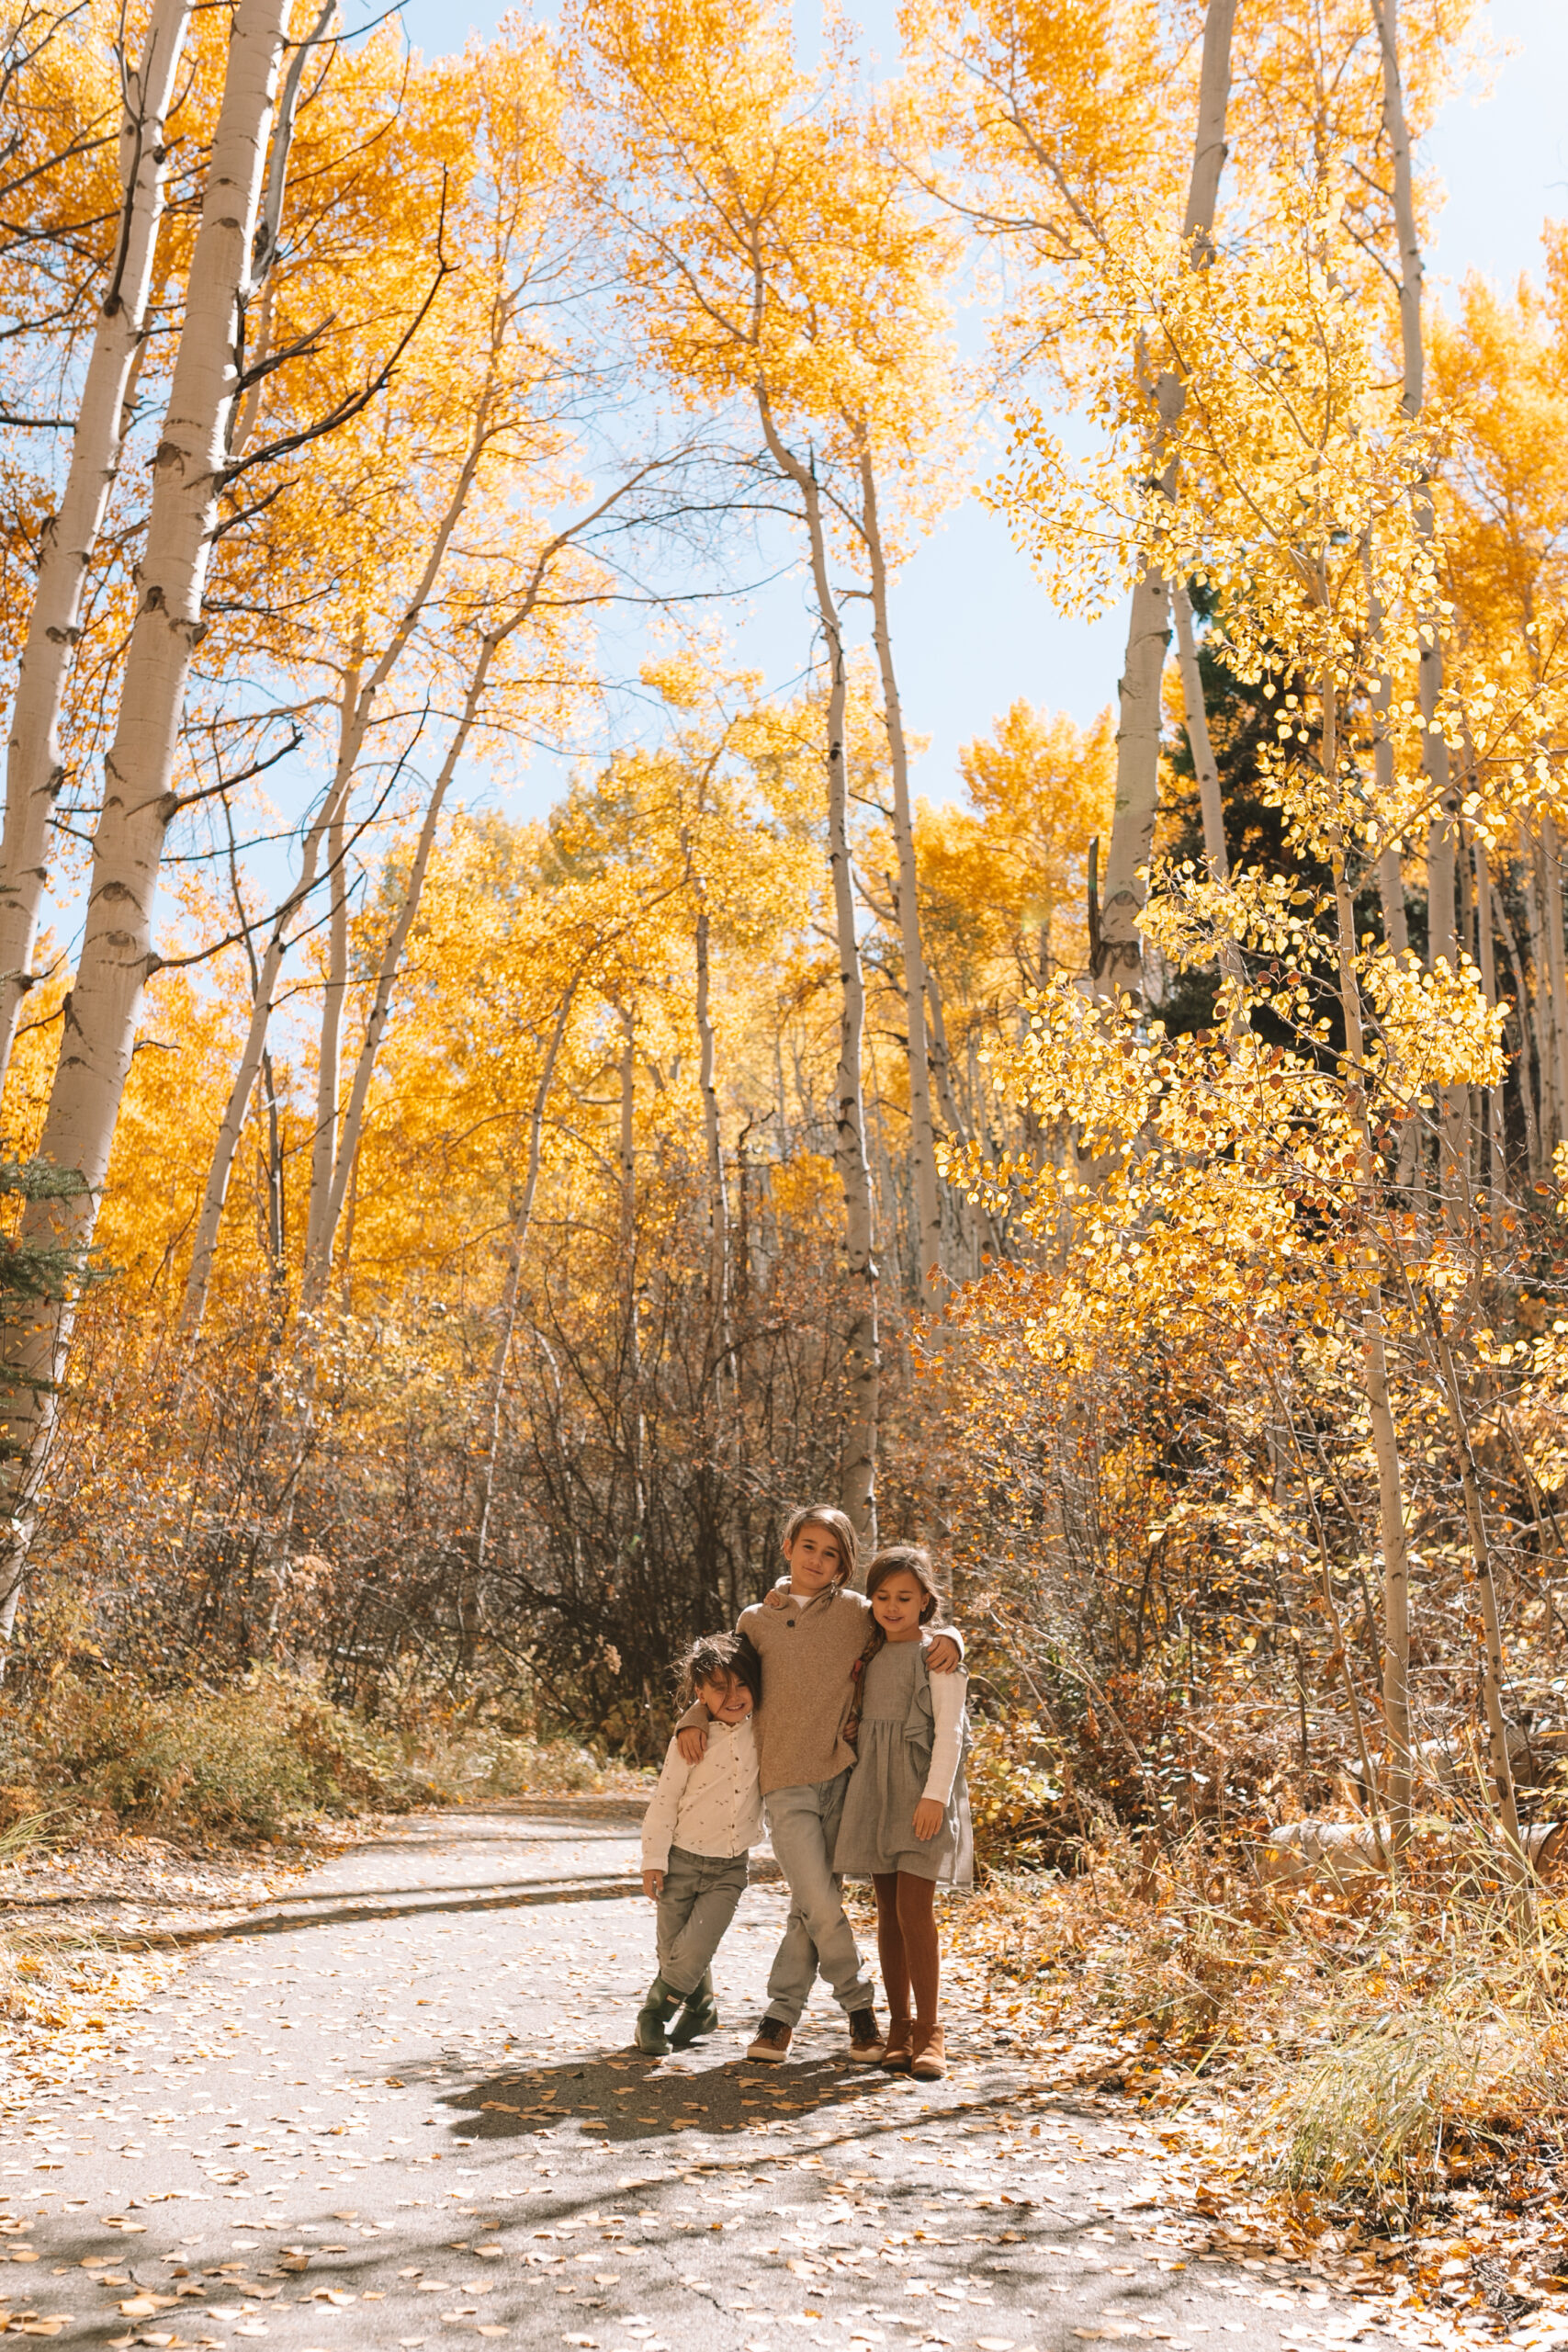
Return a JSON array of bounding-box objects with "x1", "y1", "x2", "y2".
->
[{"x1": 782, "y1": 1502, "x2": 858, "y2": 1585}]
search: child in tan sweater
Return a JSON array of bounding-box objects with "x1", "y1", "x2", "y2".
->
[{"x1": 677, "y1": 1503, "x2": 963, "y2": 2064}]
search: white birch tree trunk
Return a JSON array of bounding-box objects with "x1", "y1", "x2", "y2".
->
[
  {"x1": 694, "y1": 891, "x2": 731, "y2": 1339},
  {"x1": 1172, "y1": 583, "x2": 1246, "y2": 1012},
  {"x1": 0, "y1": 0, "x2": 194, "y2": 1091},
  {"x1": 299, "y1": 670, "x2": 477, "y2": 1317},
  {"x1": 1095, "y1": 0, "x2": 1235, "y2": 999},
  {"x1": 177, "y1": 765, "x2": 351, "y2": 1340},
  {"x1": 292, "y1": 486, "x2": 626, "y2": 1314},
  {"x1": 1541, "y1": 814, "x2": 1568, "y2": 1151},
  {"x1": 0, "y1": 0, "x2": 295, "y2": 1656},
  {"x1": 1525, "y1": 836, "x2": 1559, "y2": 1153},
  {"x1": 1373, "y1": 0, "x2": 1463, "y2": 1203},
  {"x1": 758, "y1": 396, "x2": 879, "y2": 1544},
  {"x1": 1473, "y1": 832, "x2": 1507, "y2": 1241},
  {"x1": 289, "y1": 408, "x2": 499, "y2": 1305},
  {"x1": 617, "y1": 1006, "x2": 648, "y2": 1530},
  {"x1": 1170, "y1": 585, "x2": 1226, "y2": 885},
  {"x1": 472, "y1": 978, "x2": 580, "y2": 1575},
  {"x1": 860, "y1": 447, "x2": 941, "y2": 1298},
  {"x1": 1490, "y1": 857, "x2": 1542, "y2": 1181},
  {"x1": 1364, "y1": 582, "x2": 1410, "y2": 959},
  {"x1": 302, "y1": 777, "x2": 349, "y2": 1306},
  {"x1": 1325, "y1": 666, "x2": 1413, "y2": 1836}
]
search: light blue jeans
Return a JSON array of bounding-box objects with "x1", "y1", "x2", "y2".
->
[{"x1": 762, "y1": 1771, "x2": 875, "y2": 2024}]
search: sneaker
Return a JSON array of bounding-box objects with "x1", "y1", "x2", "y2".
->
[
  {"x1": 747, "y1": 2017, "x2": 792, "y2": 2063},
  {"x1": 880, "y1": 2017, "x2": 914, "y2": 2072},
  {"x1": 847, "y1": 2007, "x2": 885, "y2": 2064},
  {"x1": 911, "y1": 2023, "x2": 947, "y2": 2079}
]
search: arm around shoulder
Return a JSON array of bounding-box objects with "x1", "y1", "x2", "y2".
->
[{"x1": 923, "y1": 1620, "x2": 964, "y2": 1669}]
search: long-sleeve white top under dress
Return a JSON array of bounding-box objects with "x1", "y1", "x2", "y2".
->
[
  {"x1": 640, "y1": 1717, "x2": 764, "y2": 1873},
  {"x1": 919, "y1": 1669, "x2": 967, "y2": 1804}
]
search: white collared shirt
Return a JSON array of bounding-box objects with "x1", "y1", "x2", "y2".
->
[{"x1": 641, "y1": 1717, "x2": 764, "y2": 1872}]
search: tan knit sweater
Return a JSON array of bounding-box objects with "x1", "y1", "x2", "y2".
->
[{"x1": 679, "y1": 1587, "x2": 962, "y2": 1798}]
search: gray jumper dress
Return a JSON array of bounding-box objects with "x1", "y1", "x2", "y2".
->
[{"x1": 832, "y1": 1638, "x2": 974, "y2": 1887}]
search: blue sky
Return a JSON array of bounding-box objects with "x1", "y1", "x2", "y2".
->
[{"x1": 367, "y1": 0, "x2": 1568, "y2": 824}]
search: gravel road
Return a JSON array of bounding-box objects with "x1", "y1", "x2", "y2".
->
[{"x1": 0, "y1": 1805, "x2": 1403, "y2": 2352}]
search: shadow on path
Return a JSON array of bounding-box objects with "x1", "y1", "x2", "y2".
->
[
  {"x1": 440, "y1": 2050, "x2": 1034, "y2": 2155},
  {"x1": 85, "y1": 1876, "x2": 644, "y2": 1954}
]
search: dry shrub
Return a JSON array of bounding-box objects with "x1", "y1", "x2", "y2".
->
[
  {"x1": 0, "y1": 1671, "x2": 635, "y2": 1845},
  {"x1": 965, "y1": 1714, "x2": 1071, "y2": 1870},
  {"x1": 0, "y1": 1671, "x2": 433, "y2": 1839},
  {"x1": 1247, "y1": 1889, "x2": 1568, "y2": 2221}
]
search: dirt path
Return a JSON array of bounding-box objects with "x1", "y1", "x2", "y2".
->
[{"x1": 0, "y1": 1805, "x2": 1413, "y2": 2352}]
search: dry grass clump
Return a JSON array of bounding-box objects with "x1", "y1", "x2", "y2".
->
[
  {"x1": 433, "y1": 1729, "x2": 649, "y2": 1801},
  {"x1": 1250, "y1": 1903, "x2": 1568, "y2": 2223},
  {"x1": 0, "y1": 1913, "x2": 162, "y2": 2047},
  {"x1": 1266, "y1": 1996, "x2": 1561, "y2": 2212}
]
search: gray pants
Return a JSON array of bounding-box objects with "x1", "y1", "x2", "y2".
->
[
  {"x1": 762, "y1": 1771, "x2": 874, "y2": 2024},
  {"x1": 655, "y1": 1845, "x2": 749, "y2": 1997}
]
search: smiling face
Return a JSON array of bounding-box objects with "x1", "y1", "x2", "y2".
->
[
  {"x1": 870, "y1": 1569, "x2": 930, "y2": 1644},
  {"x1": 783, "y1": 1517, "x2": 846, "y2": 1596},
  {"x1": 696, "y1": 1668, "x2": 753, "y2": 1725}
]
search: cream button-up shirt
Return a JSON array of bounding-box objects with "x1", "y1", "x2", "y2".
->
[{"x1": 640, "y1": 1717, "x2": 764, "y2": 1872}]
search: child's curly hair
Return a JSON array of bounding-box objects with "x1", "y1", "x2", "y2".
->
[{"x1": 677, "y1": 1630, "x2": 761, "y2": 1709}]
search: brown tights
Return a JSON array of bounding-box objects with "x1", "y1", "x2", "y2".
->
[{"x1": 872, "y1": 1870, "x2": 939, "y2": 2025}]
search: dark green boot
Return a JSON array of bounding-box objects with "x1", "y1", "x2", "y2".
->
[
  {"x1": 670, "y1": 1970, "x2": 718, "y2": 2049},
  {"x1": 635, "y1": 1973, "x2": 682, "y2": 2056}
]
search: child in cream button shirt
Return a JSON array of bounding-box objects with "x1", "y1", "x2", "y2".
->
[{"x1": 637, "y1": 1631, "x2": 763, "y2": 2054}]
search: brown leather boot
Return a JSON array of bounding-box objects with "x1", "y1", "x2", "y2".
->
[
  {"x1": 911, "y1": 2023, "x2": 946, "y2": 2079},
  {"x1": 880, "y1": 2018, "x2": 914, "y2": 2072},
  {"x1": 847, "y1": 2007, "x2": 886, "y2": 2064}
]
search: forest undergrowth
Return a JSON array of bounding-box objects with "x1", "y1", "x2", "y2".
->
[{"x1": 945, "y1": 1776, "x2": 1568, "y2": 2345}]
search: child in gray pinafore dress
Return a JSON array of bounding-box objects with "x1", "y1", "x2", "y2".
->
[{"x1": 834, "y1": 1545, "x2": 972, "y2": 2078}]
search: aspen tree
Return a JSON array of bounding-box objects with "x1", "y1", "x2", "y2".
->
[
  {"x1": 471, "y1": 972, "x2": 582, "y2": 1576},
  {"x1": 860, "y1": 448, "x2": 942, "y2": 1295},
  {"x1": 763, "y1": 416, "x2": 878, "y2": 1535},
  {"x1": 1171, "y1": 583, "x2": 1245, "y2": 1007},
  {"x1": 0, "y1": 0, "x2": 194, "y2": 1091},
  {"x1": 1094, "y1": 0, "x2": 1235, "y2": 1001},
  {"x1": 995, "y1": 172, "x2": 1507, "y2": 1833},
  {"x1": 0, "y1": 0, "x2": 298, "y2": 1651},
  {"x1": 576, "y1": 0, "x2": 964, "y2": 1527},
  {"x1": 294, "y1": 450, "x2": 675, "y2": 1323},
  {"x1": 1372, "y1": 0, "x2": 1464, "y2": 1202},
  {"x1": 178, "y1": 758, "x2": 352, "y2": 1340}
]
